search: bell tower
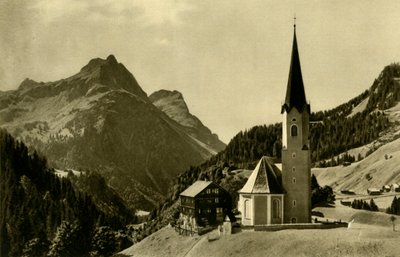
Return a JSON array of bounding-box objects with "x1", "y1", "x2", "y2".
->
[{"x1": 281, "y1": 23, "x2": 311, "y2": 224}]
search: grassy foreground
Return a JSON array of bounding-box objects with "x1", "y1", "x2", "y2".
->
[{"x1": 118, "y1": 203, "x2": 400, "y2": 257}]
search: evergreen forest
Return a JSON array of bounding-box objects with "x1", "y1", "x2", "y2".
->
[{"x1": 0, "y1": 129, "x2": 135, "y2": 257}]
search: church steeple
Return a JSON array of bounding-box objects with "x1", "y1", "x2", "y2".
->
[{"x1": 281, "y1": 25, "x2": 309, "y2": 114}]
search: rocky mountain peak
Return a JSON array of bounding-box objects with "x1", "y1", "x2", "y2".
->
[
  {"x1": 149, "y1": 89, "x2": 195, "y2": 127},
  {"x1": 106, "y1": 54, "x2": 118, "y2": 65},
  {"x1": 149, "y1": 89, "x2": 226, "y2": 153},
  {"x1": 149, "y1": 89, "x2": 183, "y2": 101},
  {"x1": 78, "y1": 55, "x2": 147, "y2": 99},
  {"x1": 18, "y1": 78, "x2": 41, "y2": 90}
]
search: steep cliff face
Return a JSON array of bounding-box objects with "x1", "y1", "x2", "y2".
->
[
  {"x1": 150, "y1": 90, "x2": 226, "y2": 155},
  {"x1": 0, "y1": 55, "x2": 223, "y2": 210}
]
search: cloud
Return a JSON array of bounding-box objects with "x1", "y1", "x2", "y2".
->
[
  {"x1": 29, "y1": 0, "x2": 194, "y2": 26},
  {"x1": 130, "y1": 0, "x2": 195, "y2": 25}
]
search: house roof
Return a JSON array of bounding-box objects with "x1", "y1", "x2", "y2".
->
[
  {"x1": 180, "y1": 180, "x2": 213, "y2": 197},
  {"x1": 239, "y1": 156, "x2": 283, "y2": 194},
  {"x1": 281, "y1": 25, "x2": 310, "y2": 114}
]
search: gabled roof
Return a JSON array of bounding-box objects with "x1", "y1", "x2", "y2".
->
[
  {"x1": 239, "y1": 156, "x2": 283, "y2": 194},
  {"x1": 180, "y1": 180, "x2": 213, "y2": 197},
  {"x1": 281, "y1": 25, "x2": 310, "y2": 114}
]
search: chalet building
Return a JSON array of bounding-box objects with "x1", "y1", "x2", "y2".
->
[
  {"x1": 179, "y1": 181, "x2": 231, "y2": 228},
  {"x1": 238, "y1": 22, "x2": 311, "y2": 225}
]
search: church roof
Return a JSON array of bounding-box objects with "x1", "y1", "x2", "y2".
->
[
  {"x1": 282, "y1": 25, "x2": 310, "y2": 114},
  {"x1": 180, "y1": 180, "x2": 212, "y2": 197},
  {"x1": 239, "y1": 156, "x2": 283, "y2": 194}
]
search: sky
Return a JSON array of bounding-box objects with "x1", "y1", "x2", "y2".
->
[{"x1": 1, "y1": 0, "x2": 400, "y2": 143}]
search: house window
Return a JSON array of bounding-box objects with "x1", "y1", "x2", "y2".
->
[
  {"x1": 292, "y1": 177, "x2": 296, "y2": 184},
  {"x1": 291, "y1": 125, "x2": 298, "y2": 137},
  {"x1": 206, "y1": 189, "x2": 211, "y2": 194},
  {"x1": 293, "y1": 200, "x2": 296, "y2": 207},
  {"x1": 215, "y1": 188, "x2": 219, "y2": 194},
  {"x1": 198, "y1": 209, "x2": 201, "y2": 214},
  {"x1": 272, "y1": 199, "x2": 281, "y2": 219},
  {"x1": 215, "y1": 198, "x2": 219, "y2": 203},
  {"x1": 244, "y1": 200, "x2": 251, "y2": 219},
  {"x1": 207, "y1": 209, "x2": 211, "y2": 213},
  {"x1": 216, "y1": 207, "x2": 222, "y2": 214},
  {"x1": 292, "y1": 167, "x2": 296, "y2": 172}
]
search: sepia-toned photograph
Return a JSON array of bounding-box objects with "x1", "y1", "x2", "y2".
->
[{"x1": 1, "y1": 1, "x2": 400, "y2": 256}]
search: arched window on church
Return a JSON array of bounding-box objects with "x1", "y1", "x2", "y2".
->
[
  {"x1": 291, "y1": 125, "x2": 298, "y2": 137},
  {"x1": 272, "y1": 199, "x2": 281, "y2": 219},
  {"x1": 244, "y1": 200, "x2": 251, "y2": 219}
]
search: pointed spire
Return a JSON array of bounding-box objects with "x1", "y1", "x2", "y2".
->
[{"x1": 281, "y1": 23, "x2": 310, "y2": 114}]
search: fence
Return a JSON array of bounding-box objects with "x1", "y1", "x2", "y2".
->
[
  {"x1": 173, "y1": 224, "x2": 197, "y2": 236},
  {"x1": 173, "y1": 224, "x2": 216, "y2": 236},
  {"x1": 254, "y1": 222, "x2": 348, "y2": 231}
]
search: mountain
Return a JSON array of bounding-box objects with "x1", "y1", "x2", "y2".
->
[
  {"x1": 0, "y1": 55, "x2": 225, "y2": 210},
  {"x1": 149, "y1": 90, "x2": 226, "y2": 155}
]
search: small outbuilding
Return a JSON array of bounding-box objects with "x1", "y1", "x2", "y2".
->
[
  {"x1": 392, "y1": 183, "x2": 400, "y2": 192},
  {"x1": 367, "y1": 188, "x2": 381, "y2": 195},
  {"x1": 238, "y1": 156, "x2": 284, "y2": 226},
  {"x1": 340, "y1": 189, "x2": 355, "y2": 195},
  {"x1": 382, "y1": 185, "x2": 391, "y2": 192},
  {"x1": 180, "y1": 181, "x2": 232, "y2": 229}
]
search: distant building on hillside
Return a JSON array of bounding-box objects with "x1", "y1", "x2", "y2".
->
[
  {"x1": 367, "y1": 188, "x2": 381, "y2": 195},
  {"x1": 340, "y1": 189, "x2": 355, "y2": 195},
  {"x1": 392, "y1": 183, "x2": 400, "y2": 192},
  {"x1": 179, "y1": 181, "x2": 232, "y2": 229},
  {"x1": 382, "y1": 185, "x2": 391, "y2": 192}
]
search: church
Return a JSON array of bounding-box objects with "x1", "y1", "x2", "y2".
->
[{"x1": 238, "y1": 23, "x2": 311, "y2": 225}]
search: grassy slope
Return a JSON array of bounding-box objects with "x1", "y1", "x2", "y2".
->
[
  {"x1": 119, "y1": 103, "x2": 400, "y2": 257},
  {"x1": 313, "y1": 136, "x2": 400, "y2": 194},
  {"x1": 119, "y1": 225, "x2": 201, "y2": 257},
  {"x1": 119, "y1": 202, "x2": 400, "y2": 257}
]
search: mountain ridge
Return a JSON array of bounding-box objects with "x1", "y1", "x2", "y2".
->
[{"x1": 0, "y1": 55, "x2": 225, "y2": 210}]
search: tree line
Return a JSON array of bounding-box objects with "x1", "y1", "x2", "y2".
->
[
  {"x1": 386, "y1": 196, "x2": 400, "y2": 215},
  {"x1": 351, "y1": 199, "x2": 379, "y2": 212}
]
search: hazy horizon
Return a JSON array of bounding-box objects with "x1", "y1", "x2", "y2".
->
[{"x1": 1, "y1": 0, "x2": 400, "y2": 143}]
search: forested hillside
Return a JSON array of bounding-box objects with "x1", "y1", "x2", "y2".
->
[
  {"x1": 66, "y1": 171, "x2": 136, "y2": 224},
  {"x1": 0, "y1": 129, "x2": 135, "y2": 257}
]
